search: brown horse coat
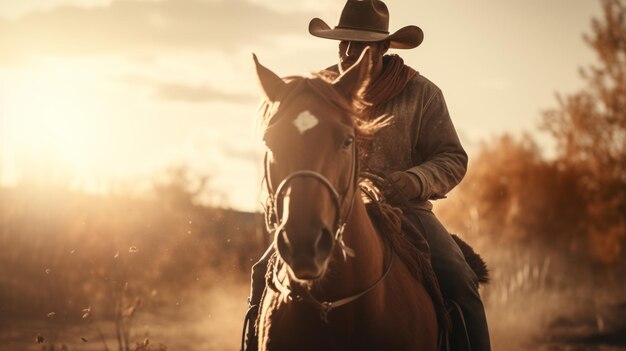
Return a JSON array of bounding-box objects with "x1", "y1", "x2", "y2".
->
[
  {"x1": 258, "y1": 200, "x2": 438, "y2": 351},
  {"x1": 253, "y1": 49, "x2": 438, "y2": 351}
]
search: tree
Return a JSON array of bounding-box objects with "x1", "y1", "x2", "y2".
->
[
  {"x1": 438, "y1": 0, "x2": 626, "y2": 266},
  {"x1": 542, "y1": 0, "x2": 625, "y2": 264}
]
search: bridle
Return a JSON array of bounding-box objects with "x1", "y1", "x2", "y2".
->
[
  {"x1": 262, "y1": 127, "x2": 394, "y2": 323},
  {"x1": 263, "y1": 139, "x2": 359, "y2": 260}
]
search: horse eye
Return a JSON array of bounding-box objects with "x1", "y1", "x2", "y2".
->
[{"x1": 342, "y1": 136, "x2": 354, "y2": 150}]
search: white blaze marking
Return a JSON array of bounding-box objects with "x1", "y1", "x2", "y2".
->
[{"x1": 293, "y1": 110, "x2": 319, "y2": 134}]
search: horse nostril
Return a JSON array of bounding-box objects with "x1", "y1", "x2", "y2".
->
[
  {"x1": 315, "y1": 226, "x2": 334, "y2": 258},
  {"x1": 275, "y1": 228, "x2": 292, "y2": 263}
]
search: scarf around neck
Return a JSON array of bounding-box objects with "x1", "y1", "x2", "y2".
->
[{"x1": 364, "y1": 54, "x2": 416, "y2": 116}]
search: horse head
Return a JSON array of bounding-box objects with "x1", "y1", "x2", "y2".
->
[{"x1": 254, "y1": 49, "x2": 372, "y2": 282}]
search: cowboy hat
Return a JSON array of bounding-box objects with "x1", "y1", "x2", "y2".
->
[{"x1": 309, "y1": 0, "x2": 423, "y2": 49}]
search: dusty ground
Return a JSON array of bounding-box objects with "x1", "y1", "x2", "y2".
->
[
  {"x1": 1, "y1": 277, "x2": 624, "y2": 351},
  {"x1": 0, "y1": 278, "x2": 249, "y2": 351}
]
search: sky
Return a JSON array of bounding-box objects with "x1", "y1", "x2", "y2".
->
[{"x1": 0, "y1": 0, "x2": 603, "y2": 211}]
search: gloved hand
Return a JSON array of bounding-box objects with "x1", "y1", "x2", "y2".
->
[{"x1": 383, "y1": 171, "x2": 422, "y2": 205}]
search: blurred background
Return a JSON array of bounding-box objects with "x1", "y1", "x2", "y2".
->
[{"x1": 0, "y1": 0, "x2": 624, "y2": 350}]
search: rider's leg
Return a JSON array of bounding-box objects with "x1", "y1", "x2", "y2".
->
[
  {"x1": 243, "y1": 245, "x2": 275, "y2": 351},
  {"x1": 407, "y1": 209, "x2": 491, "y2": 351},
  {"x1": 249, "y1": 245, "x2": 275, "y2": 307}
]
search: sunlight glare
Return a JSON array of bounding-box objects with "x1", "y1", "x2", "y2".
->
[{"x1": 3, "y1": 60, "x2": 103, "y2": 186}]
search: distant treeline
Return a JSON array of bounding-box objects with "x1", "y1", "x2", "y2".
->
[{"x1": 0, "y1": 181, "x2": 267, "y2": 321}]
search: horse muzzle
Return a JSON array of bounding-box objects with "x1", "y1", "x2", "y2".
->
[{"x1": 275, "y1": 225, "x2": 335, "y2": 280}]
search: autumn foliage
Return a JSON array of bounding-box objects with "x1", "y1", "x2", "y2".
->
[{"x1": 439, "y1": 0, "x2": 626, "y2": 266}]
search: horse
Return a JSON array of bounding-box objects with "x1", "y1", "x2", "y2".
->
[{"x1": 251, "y1": 48, "x2": 441, "y2": 351}]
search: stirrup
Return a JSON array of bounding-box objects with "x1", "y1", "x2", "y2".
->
[
  {"x1": 240, "y1": 303, "x2": 259, "y2": 351},
  {"x1": 439, "y1": 300, "x2": 472, "y2": 351}
]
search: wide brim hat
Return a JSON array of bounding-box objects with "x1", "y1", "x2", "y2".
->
[{"x1": 309, "y1": 0, "x2": 423, "y2": 49}]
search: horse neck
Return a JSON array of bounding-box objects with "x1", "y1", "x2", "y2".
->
[{"x1": 316, "y1": 195, "x2": 385, "y2": 299}]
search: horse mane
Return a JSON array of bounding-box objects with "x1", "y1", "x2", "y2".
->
[{"x1": 363, "y1": 194, "x2": 451, "y2": 331}]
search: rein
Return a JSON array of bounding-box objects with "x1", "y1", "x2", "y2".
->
[
  {"x1": 263, "y1": 140, "x2": 394, "y2": 322},
  {"x1": 272, "y1": 249, "x2": 395, "y2": 323}
]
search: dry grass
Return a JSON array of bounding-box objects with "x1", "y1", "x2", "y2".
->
[{"x1": 0, "y1": 173, "x2": 623, "y2": 350}]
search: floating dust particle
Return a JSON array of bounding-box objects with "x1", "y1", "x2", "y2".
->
[
  {"x1": 129, "y1": 246, "x2": 138, "y2": 253},
  {"x1": 45, "y1": 269, "x2": 51, "y2": 274},
  {"x1": 82, "y1": 306, "x2": 91, "y2": 319},
  {"x1": 114, "y1": 251, "x2": 120, "y2": 259},
  {"x1": 47, "y1": 312, "x2": 56, "y2": 318}
]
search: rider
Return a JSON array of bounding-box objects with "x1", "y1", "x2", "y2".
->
[{"x1": 245, "y1": 1, "x2": 491, "y2": 350}]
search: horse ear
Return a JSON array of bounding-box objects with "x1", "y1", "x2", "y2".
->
[
  {"x1": 253, "y1": 53, "x2": 286, "y2": 102},
  {"x1": 332, "y1": 47, "x2": 371, "y2": 101}
]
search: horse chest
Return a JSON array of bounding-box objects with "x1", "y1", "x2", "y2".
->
[
  {"x1": 260, "y1": 293, "x2": 353, "y2": 350},
  {"x1": 259, "y1": 290, "x2": 429, "y2": 351}
]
